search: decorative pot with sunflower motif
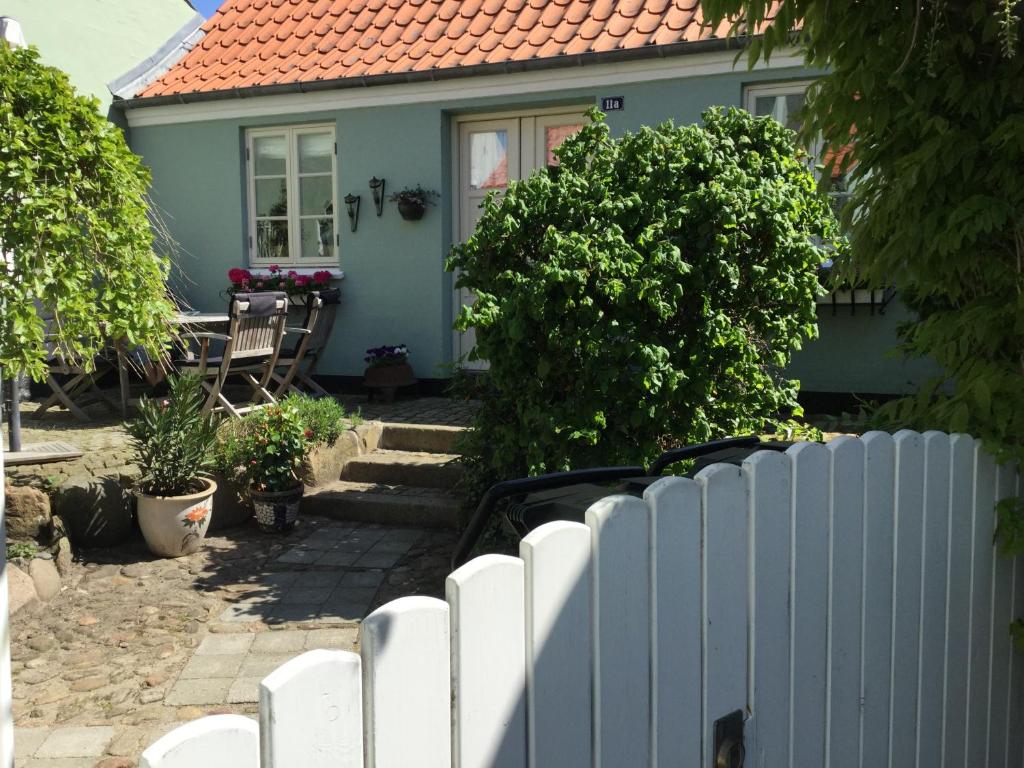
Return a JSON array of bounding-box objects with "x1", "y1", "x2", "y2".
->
[{"x1": 136, "y1": 476, "x2": 216, "y2": 558}]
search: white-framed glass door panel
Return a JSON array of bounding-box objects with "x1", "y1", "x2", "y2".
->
[{"x1": 456, "y1": 118, "x2": 521, "y2": 370}]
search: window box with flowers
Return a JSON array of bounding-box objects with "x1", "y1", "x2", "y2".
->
[{"x1": 225, "y1": 265, "x2": 337, "y2": 305}]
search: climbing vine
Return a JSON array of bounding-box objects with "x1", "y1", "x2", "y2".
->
[{"x1": 0, "y1": 46, "x2": 174, "y2": 381}]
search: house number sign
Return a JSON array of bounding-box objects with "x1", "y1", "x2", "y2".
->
[{"x1": 601, "y1": 96, "x2": 624, "y2": 111}]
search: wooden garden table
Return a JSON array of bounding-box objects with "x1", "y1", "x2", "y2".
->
[{"x1": 115, "y1": 312, "x2": 230, "y2": 418}]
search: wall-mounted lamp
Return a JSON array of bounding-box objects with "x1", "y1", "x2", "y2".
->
[
  {"x1": 344, "y1": 193, "x2": 360, "y2": 233},
  {"x1": 369, "y1": 176, "x2": 386, "y2": 217}
]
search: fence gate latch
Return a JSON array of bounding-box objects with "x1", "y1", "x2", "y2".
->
[{"x1": 713, "y1": 709, "x2": 746, "y2": 768}]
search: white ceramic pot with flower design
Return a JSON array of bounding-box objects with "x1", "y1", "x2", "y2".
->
[{"x1": 136, "y1": 477, "x2": 216, "y2": 558}]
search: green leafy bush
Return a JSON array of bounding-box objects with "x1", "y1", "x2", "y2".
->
[
  {"x1": 220, "y1": 404, "x2": 309, "y2": 493},
  {"x1": 447, "y1": 108, "x2": 837, "y2": 486},
  {"x1": 280, "y1": 394, "x2": 348, "y2": 446},
  {"x1": 702, "y1": 0, "x2": 1024, "y2": 548},
  {"x1": 125, "y1": 375, "x2": 218, "y2": 497},
  {"x1": 0, "y1": 46, "x2": 175, "y2": 380}
]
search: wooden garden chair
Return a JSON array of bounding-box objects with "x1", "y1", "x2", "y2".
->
[
  {"x1": 179, "y1": 291, "x2": 288, "y2": 416},
  {"x1": 32, "y1": 322, "x2": 116, "y2": 422},
  {"x1": 271, "y1": 288, "x2": 340, "y2": 398}
]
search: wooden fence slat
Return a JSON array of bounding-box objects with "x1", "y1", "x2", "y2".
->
[
  {"x1": 826, "y1": 436, "x2": 866, "y2": 768},
  {"x1": 140, "y1": 714, "x2": 259, "y2": 768},
  {"x1": 787, "y1": 442, "x2": 830, "y2": 768},
  {"x1": 967, "y1": 444, "x2": 997, "y2": 762},
  {"x1": 258, "y1": 649, "x2": 362, "y2": 768},
  {"x1": 890, "y1": 430, "x2": 925, "y2": 768},
  {"x1": 917, "y1": 432, "x2": 952, "y2": 768},
  {"x1": 361, "y1": 596, "x2": 451, "y2": 768},
  {"x1": 643, "y1": 476, "x2": 702, "y2": 766},
  {"x1": 587, "y1": 495, "x2": 652, "y2": 768},
  {"x1": 987, "y1": 461, "x2": 1019, "y2": 767},
  {"x1": 742, "y1": 449, "x2": 792, "y2": 768},
  {"x1": 860, "y1": 431, "x2": 896, "y2": 768},
  {"x1": 695, "y1": 463, "x2": 748, "y2": 768},
  {"x1": 448, "y1": 554, "x2": 527, "y2": 768},
  {"x1": 943, "y1": 434, "x2": 976, "y2": 768},
  {"x1": 520, "y1": 521, "x2": 592, "y2": 768}
]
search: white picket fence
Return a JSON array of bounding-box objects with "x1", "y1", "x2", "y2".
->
[{"x1": 129, "y1": 431, "x2": 1021, "y2": 766}]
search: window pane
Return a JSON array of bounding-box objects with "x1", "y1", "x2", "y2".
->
[
  {"x1": 546, "y1": 124, "x2": 583, "y2": 166},
  {"x1": 298, "y1": 132, "x2": 333, "y2": 174},
  {"x1": 753, "y1": 93, "x2": 805, "y2": 132},
  {"x1": 299, "y1": 175, "x2": 334, "y2": 216},
  {"x1": 255, "y1": 178, "x2": 288, "y2": 217},
  {"x1": 470, "y1": 130, "x2": 508, "y2": 190},
  {"x1": 255, "y1": 220, "x2": 288, "y2": 261},
  {"x1": 300, "y1": 218, "x2": 334, "y2": 260},
  {"x1": 253, "y1": 134, "x2": 286, "y2": 176}
]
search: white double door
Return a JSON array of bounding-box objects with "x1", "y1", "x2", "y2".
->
[{"x1": 454, "y1": 111, "x2": 586, "y2": 369}]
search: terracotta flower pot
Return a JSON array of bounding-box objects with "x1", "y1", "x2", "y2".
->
[
  {"x1": 136, "y1": 477, "x2": 216, "y2": 558},
  {"x1": 363, "y1": 361, "x2": 417, "y2": 401},
  {"x1": 252, "y1": 484, "x2": 304, "y2": 533}
]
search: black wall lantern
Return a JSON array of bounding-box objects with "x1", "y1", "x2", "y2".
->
[
  {"x1": 344, "y1": 193, "x2": 360, "y2": 232},
  {"x1": 369, "y1": 176, "x2": 386, "y2": 216}
]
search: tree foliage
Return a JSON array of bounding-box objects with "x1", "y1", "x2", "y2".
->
[
  {"x1": 702, "y1": 0, "x2": 1024, "y2": 547},
  {"x1": 447, "y1": 108, "x2": 837, "y2": 486},
  {"x1": 0, "y1": 45, "x2": 174, "y2": 380}
]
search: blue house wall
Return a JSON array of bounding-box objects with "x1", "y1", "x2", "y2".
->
[{"x1": 125, "y1": 55, "x2": 936, "y2": 395}]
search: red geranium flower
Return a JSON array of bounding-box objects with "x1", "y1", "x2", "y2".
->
[
  {"x1": 269, "y1": 264, "x2": 280, "y2": 274},
  {"x1": 228, "y1": 267, "x2": 252, "y2": 283}
]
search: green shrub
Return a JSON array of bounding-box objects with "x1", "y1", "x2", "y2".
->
[
  {"x1": 447, "y1": 107, "x2": 837, "y2": 486},
  {"x1": 280, "y1": 394, "x2": 348, "y2": 446},
  {"x1": 219, "y1": 404, "x2": 309, "y2": 493},
  {"x1": 125, "y1": 374, "x2": 218, "y2": 497}
]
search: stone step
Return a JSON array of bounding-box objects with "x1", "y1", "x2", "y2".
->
[
  {"x1": 303, "y1": 481, "x2": 461, "y2": 528},
  {"x1": 341, "y1": 450, "x2": 464, "y2": 489},
  {"x1": 379, "y1": 423, "x2": 466, "y2": 454}
]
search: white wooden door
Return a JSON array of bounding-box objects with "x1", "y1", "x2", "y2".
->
[{"x1": 455, "y1": 112, "x2": 586, "y2": 368}]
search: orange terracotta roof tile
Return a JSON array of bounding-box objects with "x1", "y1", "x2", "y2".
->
[{"x1": 138, "y1": 1, "x2": 759, "y2": 99}]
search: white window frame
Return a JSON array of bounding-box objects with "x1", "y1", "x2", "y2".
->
[
  {"x1": 744, "y1": 81, "x2": 852, "y2": 215},
  {"x1": 245, "y1": 123, "x2": 338, "y2": 267}
]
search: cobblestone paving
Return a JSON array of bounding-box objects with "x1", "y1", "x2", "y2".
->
[
  {"x1": 1, "y1": 401, "x2": 134, "y2": 490},
  {"x1": 10, "y1": 517, "x2": 457, "y2": 768}
]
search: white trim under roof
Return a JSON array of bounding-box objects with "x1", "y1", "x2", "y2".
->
[{"x1": 124, "y1": 48, "x2": 805, "y2": 128}]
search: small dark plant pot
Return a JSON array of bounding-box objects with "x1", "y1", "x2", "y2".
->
[
  {"x1": 397, "y1": 199, "x2": 426, "y2": 221},
  {"x1": 363, "y1": 362, "x2": 417, "y2": 402},
  {"x1": 252, "y1": 484, "x2": 303, "y2": 533}
]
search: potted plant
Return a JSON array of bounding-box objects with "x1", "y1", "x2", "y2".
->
[
  {"x1": 388, "y1": 185, "x2": 438, "y2": 221},
  {"x1": 229, "y1": 403, "x2": 311, "y2": 532},
  {"x1": 363, "y1": 344, "x2": 417, "y2": 401},
  {"x1": 126, "y1": 374, "x2": 219, "y2": 558}
]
